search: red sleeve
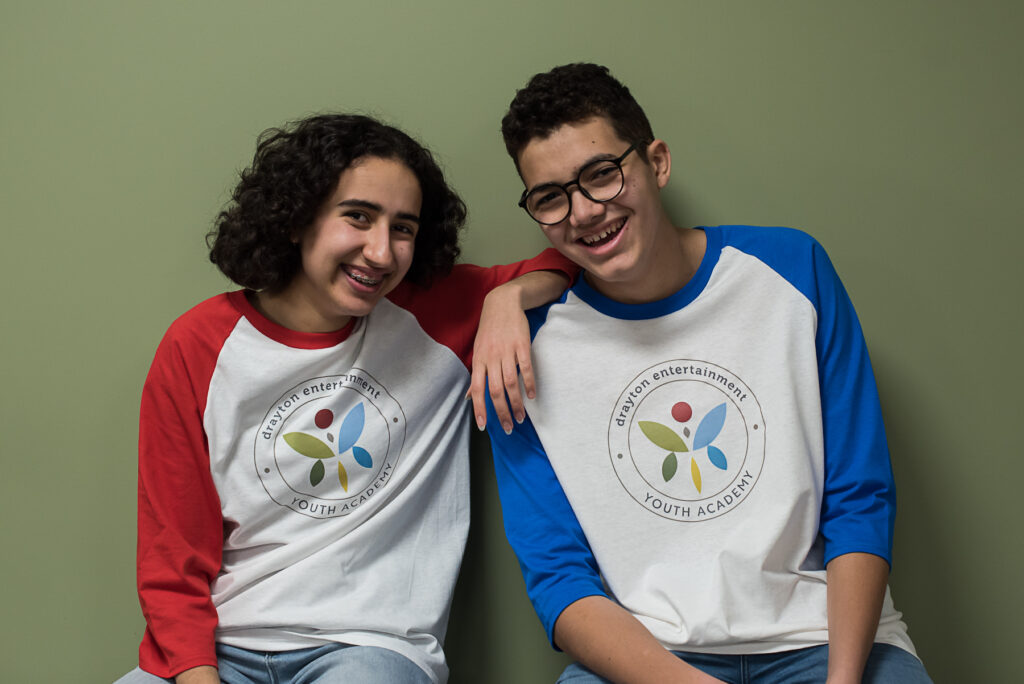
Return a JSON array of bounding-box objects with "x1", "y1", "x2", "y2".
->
[
  {"x1": 136, "y1": 296, "x2": 238, "y2": 677},
  {"x1": 386, "y1": 248, "x2": 576, "y2": 367}
]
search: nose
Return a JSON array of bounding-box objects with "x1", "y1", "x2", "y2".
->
[
  {"x1": 567, "y1": 186, "x2": 604, "y2": 227},
  {"x1": 362, "y1": 220, "x2": 393, "y2": 266}
]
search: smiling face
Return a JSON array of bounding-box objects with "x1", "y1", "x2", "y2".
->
[
  {"x1": 259, "y1": 156, "x2": 422, "y2": 332},
  {"x1": 517, "y1": 117, "x2": 683, "y2": 303}
]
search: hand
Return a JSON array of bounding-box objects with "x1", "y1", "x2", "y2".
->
[{"x1": 469, "y1": 284, "x2": 535, "y2": 434}]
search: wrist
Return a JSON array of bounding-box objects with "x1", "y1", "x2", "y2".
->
[
  {"x1": 826, "y1": 659, "x2": 865, "y2": 684},
  {"x1": 484, "y1": 280, "x2": 526, "y2": 308}
]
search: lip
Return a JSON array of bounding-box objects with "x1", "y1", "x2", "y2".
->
[{"x1": 574, "y1": 217, "x2": 628, "y2": 253}]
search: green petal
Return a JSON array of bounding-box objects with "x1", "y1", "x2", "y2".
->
[
  {"x1": 284, "y1": 432, "x2": 334, "y2": 459},
  {"x1": 310, "y1": 459, "x2": 325, "y2": 486},
  {"x1": 662, "y1": 452, "x2": 678, "y2": 481},
  {"x1": 639, "y1": 421, "x2": 688, "y2": 452}
]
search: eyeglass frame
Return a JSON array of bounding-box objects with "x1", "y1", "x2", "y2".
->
[{"x1": 517, "y1": 143, "x2": 639, "y2": 225}]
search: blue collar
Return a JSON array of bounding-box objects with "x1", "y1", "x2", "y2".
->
[{"x1": 571, "y1": 226, "x2": 722, "y2": 320}]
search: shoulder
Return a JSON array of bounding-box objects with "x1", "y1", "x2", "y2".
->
[
  {"x1": 711, "y1": 225, "x2": 837, "y2": 306},
  {"x1": 152, "y1": 292, "x2": 245, "y2": 367},
  {"x1": 163, "y1": 292, "x2": 242, "y2": 337},
  {"x1": 525, "y1": 289, "x2": 573, "y2": 340},
  {"x1": 715, "y1": 224, "x2": 822, "y2": 260}
]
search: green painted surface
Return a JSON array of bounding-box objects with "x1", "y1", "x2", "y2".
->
[{"x1": 2, "y1": 2, "x2": 1020, "y2": 681}]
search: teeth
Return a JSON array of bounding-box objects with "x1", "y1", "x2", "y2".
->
[
  {"x1": 581, "y1": 220, "x2": 624, "y2": 245},
  {"x1": 345, "y1": 268, "x2": 381, "y2": 286}
]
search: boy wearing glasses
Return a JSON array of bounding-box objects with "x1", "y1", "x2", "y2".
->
[{"x1": 484, "y1": 63, "x2": 931, "y2": 683}]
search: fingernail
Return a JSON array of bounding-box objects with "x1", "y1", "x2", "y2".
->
[
  {"x1": 503, "y1": 423, "x2": 512, "y2": 435},
  {"x1": 515, "y1": 412, "x2": 525, "y2": 424},
  {"x1": 476, "y1": 416, "x2": 485, "y2": 431},
  {"x1": 527, "y1": 391, "x2": 536, "y2": 399}
]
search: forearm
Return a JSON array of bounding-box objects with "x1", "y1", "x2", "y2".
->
[
  {"x1": 825, "y1": 552, "x2": 890, "y2": 684},
  {"x1": 174, "y1": 665, "x2": 219, "y2": 684},
  {"x1": 554, "y1": 596, "x2": 723, "y2": 684},
  {"x1": 484, "y1": 269, "x2": 570, "y2": 311}
]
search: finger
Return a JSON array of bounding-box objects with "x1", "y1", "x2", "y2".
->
[
  {"x1": 488, "y1": 364, "x2": 515, "y2": 435},
  {"x1": 517, "y1": 347, "x2": 537, "y2": 401},
  {"x1": 468, "y1": 361, "x2": 487, "y2": 431},
  {"x1": 502, "y1": 359, "x2": 525, "y2": 425}
]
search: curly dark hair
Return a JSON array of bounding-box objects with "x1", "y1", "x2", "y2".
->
[
  {"x1": 208, "y1": 114, "x2": 465, "y2": 292},
  {"x1": 501, "y1": 63, "x2": 655, "y2": 172}
]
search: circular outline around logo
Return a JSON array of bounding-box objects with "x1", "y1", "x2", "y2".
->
[
  {"x1": 254, "y1": 370, "x2": 406, "y2": 519},
  {"x1": 608, "y1": 359, "x2": 766, "y2": 522}
]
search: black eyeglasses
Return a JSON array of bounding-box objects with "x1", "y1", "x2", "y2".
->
[{"x1": 518, "y1": 144, "x2": 638, "y2": 225}]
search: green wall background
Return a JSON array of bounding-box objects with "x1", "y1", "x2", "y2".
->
[{"x1": 2, "y1": 2, "x2": 1020, "y2": 681}]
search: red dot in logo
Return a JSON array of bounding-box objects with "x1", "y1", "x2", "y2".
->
[
  {"x1": 671, "y1": 402, "x2": 692, "y2": 423},
  {"x1": 314, "y1": 409, "x2": 334, "y2": 429}
]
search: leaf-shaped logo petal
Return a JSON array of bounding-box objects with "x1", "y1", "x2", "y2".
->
[
  {"x1": 352, "y1": 446, "x2": 373, "y2": 468},
  {"x1": 639, "y1": 421, "x2": 688, "y2": 452},
  {"x1": 284, "y1": 433, "x2": 333, "y2": 460},
  {"x1": 692, "y1": 403, "x2": 727, "y2": 450},
  {"x1": 662, "y1": 452, "x2": 677, "y2": 481},
  {"x1": 310, "y1": 459, "x2": 325, "y2": 486},
  {"x1": 337, "y1": 403, "x2": 365, "y2": 454},
  {"x1": 707, "y1": 445, "x2": 728, "y2": 470},
  {"x1": 338, "y1": 461, "x2": 348, "y2": 491},
  {"x1": 690, "y1": 457, "x2": 702, "y2": 493}
]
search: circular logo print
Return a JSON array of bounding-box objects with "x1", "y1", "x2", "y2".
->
[
  {"x1": 255, "y1": 371, "x2": 406, "y2": 518},
  {"x1": 608, "y1": 360, "x2": 765, "y2": 521}
]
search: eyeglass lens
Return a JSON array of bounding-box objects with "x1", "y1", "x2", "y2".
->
[{"x1": 525, "y1": 158, "x2": 625, "y2": 224}]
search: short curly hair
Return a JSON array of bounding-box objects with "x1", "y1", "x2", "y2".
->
[
  {"x1": 502, "y1": 63, "x2": 655, "y2": 172},
  {"x1": 208, "y1": 114, "x2": 465, "y2": 292}
]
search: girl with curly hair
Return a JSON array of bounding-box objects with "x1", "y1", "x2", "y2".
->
[{"x1": 116, "y1": 114, "x2": 573, "y2": 684}]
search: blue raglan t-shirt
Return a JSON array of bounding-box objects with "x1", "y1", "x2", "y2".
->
[{"x1": 486, "y1": 225, "x2": 916, "y2": 657}]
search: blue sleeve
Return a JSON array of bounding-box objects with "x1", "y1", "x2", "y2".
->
[
  {"x1": 722, "y1": 226, "x2": 896, "y2": 567},
  {"x1": 485, "y1": 393, "x2": 607, "y2": 647},
  {"x1": 809, "y1": 239, "x2": 896, "y2": 567}
]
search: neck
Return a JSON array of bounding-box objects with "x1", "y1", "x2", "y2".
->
[
  {"x1": 586, "y1": 224, "x2": 707, "y2": 304},
  {"x1": 250, "y1": 287, "x2": 352, "y2": 333}
]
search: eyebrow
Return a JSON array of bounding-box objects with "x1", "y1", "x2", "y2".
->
[
  {"x1": 338, "y1": 199, "x2": 420, "y2": 224},
  {"x1": 526, "y1": 151, "x2": 622, "y2": 194}
]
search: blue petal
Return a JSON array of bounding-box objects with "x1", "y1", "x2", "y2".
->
[
  {"x1": 693, "y1": 403, "x2": 727, "y2": 450},
  {"x1": 352, "y1": 446, "x2": 373, "y2": 468},
  {"x1": 337, "y1": 403, "x2": 365, "y2": 454},
  {"x1": 707, "y1": 445, "x2": 728, "y2": 470}
]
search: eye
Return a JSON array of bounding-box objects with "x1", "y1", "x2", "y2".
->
[
  {"x1": 582, "y1": 162, "x2": 618, "y2": 183},
  {"x1": 392, "y1": 223, "x2": 417, "y2": 237},
  {"x1": 531, "y1": 189, "x2": 563, "y2": 209},
  {"x1": 344, "y1": 210, "x2": 370, "y2": 223}
]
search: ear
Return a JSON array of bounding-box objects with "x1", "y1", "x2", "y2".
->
[{"x1": 645, "y1": 139, "x2": 671, "y2": 189}]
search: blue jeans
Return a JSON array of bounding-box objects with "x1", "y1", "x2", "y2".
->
[
  {"x1": 556, "y1": 643, "x2": 932, "y2": 684},
  {"x1": 114, "y1": 643, "x2": 432, "y2": 683}
]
